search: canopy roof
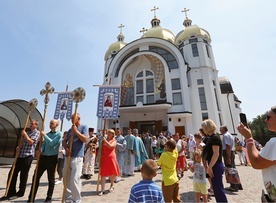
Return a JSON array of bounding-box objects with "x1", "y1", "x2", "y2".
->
[{"x1": 0, "y1": 99, "x2": 42, "y2": 157}]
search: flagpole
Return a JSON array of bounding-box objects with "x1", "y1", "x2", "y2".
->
[
  {"x1": 96, "y1": 119, "x2": 106, "y2": 191},
  {"x1": 60, "y1": 84, "x2": 69, "y2": 132}
]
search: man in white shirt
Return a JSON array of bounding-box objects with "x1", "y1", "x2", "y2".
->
[{"x1": 220, "y1": 125, "x2": 243, "y2": 192}]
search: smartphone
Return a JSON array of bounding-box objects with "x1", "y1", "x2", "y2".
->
[{"x1": 239, "y1": 113, "x2": 248, "y2": 127}]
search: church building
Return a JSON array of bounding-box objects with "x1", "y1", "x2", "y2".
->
[{"x1": 97, "y1": 8, "x2": 242, "y2": 137}]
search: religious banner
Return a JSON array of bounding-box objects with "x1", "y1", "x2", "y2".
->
[
  {"x1": 97, "y1": 85, "x2": 120, "y2": 119},
  {"x1": 54, "y1": 91, "x2": 73, "y2": 121}
]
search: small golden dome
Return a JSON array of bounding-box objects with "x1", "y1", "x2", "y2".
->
[
  {"x1": 104, "y1": 41, "x2": 126, "y2": 61},
  {"x1": 175, "y1": 25, "x2": 211, "y2": 45},
  {"x1": 104, "y1": 32, "x2": 127, "y2": 61}
]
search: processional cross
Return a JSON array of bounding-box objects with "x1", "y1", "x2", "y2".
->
[{"x1": 40, "y1": 82, "x2": 55, "y2": 111}]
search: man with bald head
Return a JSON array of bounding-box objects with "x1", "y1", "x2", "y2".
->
[{"x1": 28, "y1": 119, "x2": 62, "y2": 202}]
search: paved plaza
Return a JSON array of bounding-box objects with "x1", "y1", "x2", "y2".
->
[{"x1": 0, "y1": 155, "x2": 264, "y2": 202}]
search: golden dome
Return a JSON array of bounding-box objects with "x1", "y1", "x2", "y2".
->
[
  {"x1": 141, "y1": 16, "x2": 175, "y2": 43},
  {"x1": 175, "y1": 25, "x2": 211, "y2": 45},
  {"x1": 143, "y1": 26, "x2": 175, "y2": 43},
  {"x1": 104, "y1": 33, "x2": 127, "y2": 61}
]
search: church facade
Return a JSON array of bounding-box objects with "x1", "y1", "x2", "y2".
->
[{"x1": 97, "y1": 9, "x2": 242, "y2": 137}]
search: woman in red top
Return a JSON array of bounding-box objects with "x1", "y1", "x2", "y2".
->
[{"x1": 99, "y1": 129, "x2": 120, "y2": 196}]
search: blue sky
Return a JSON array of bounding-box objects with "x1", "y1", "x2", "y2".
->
[{"x1": 1, "y1": 0, "x2": 275, "y2": 132}]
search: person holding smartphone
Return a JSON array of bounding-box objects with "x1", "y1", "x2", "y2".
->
[{"x1": 237, "y1": 106, "x2": 276, "y2": 202}]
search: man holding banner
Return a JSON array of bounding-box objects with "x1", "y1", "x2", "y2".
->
[{"x1": 62, "y1": 113, "x2": 88, "y2": 203}]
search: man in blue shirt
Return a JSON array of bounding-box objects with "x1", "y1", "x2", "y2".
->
[
  {"x1": 62, "y1": 113, "x2": 88, "y2": 203},
  {"x1": 28, "y1": 119, "x2": 62, "y2": 202}
]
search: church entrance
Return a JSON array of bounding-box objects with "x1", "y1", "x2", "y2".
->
[
  {"x1": 129, "y1": 120, "x2": 163, "y2": 135},
  {"x1": 175, "y1": 126, "x2": 185, "y2": 137}
]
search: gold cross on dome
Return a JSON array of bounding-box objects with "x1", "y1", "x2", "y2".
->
[
  {"x1": 151, "y1": 6, "x2": 159, "y2": 18},
  {"x1": 118, "y1": 24, "x2": 125, "y2": 34},
  {"x1": 182, "y1": 8, "x2": 190, "y2": 18},
  {"x1": 140, "y1": 27, "x2": 148, "y2": 34}
]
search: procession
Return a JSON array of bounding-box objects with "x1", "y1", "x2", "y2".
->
[
  {"x1": 1, "y1": 1, "x2": 276, "y2": 202},
  {"x1": 0, "y1": 82, "x2": 275, "y2": 203},
  {"x1": 0, "y1": 101, "x2": 267, "y2": 203}
]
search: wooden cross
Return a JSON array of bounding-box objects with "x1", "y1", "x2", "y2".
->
[
  {"x1": 118, "y1": 24, "x2": 125, "y2": 34},
  {"x1": 182, "y1": 8, "x2": 190, "y2": 18},
  {"x1": 140, "y1": 27, "x2": 148, "y2": 34},
  {"x1": 151, "y1": 6, "x2": 159, "y2": 18}
]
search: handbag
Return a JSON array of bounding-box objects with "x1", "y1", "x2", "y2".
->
[{"x1": 225, "y1": 167, "x2": 241, "y2": 184}]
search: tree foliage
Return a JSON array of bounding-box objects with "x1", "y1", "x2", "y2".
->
[{"x1": 249, "y1": 113, "x2": 276, "y2": 146}]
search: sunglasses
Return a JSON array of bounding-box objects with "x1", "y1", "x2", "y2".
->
[{"x1": 266, "y1": 115, "x2": 276, "y2": 121}]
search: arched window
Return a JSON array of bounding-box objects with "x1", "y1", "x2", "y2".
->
[{"x1": 135, "y1": 70, "x2": 155, "y2": 104}]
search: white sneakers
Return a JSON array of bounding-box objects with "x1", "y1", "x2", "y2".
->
[{"x1": 55, "y1": 180, "x2": 62, "y2": 185}]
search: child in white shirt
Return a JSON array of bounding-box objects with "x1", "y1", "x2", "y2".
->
[{"x1": 188, "y1": 149, "x2": 207, "y2": 203}]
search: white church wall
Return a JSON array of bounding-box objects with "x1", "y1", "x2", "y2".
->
[
  {"x1": 188, "y1": 68, "x2": 205, "y2": 131},
  {"x1": 220, "y1": 93, "x2": 242, "y2": 136},
  {"x1": 183, "y1": 41, "x2": 201, "y2": 68},
  {"x1": 234, "y1": 102, "x2": 243, "y2": 141},
  {"x1": 197, "y1": 42, "x2": 213, "y2": 68},
  {"x1": 182, "y1": 116, "x2": 195, "y2": 136}
]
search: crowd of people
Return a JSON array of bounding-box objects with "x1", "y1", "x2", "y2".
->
[{"x1": 1, "y1": 105, "x2": 276, "y2": 202}]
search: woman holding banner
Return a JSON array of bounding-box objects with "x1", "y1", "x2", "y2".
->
[{"x1": 98, "y1": 129, "x2": 120, "y2": 196}]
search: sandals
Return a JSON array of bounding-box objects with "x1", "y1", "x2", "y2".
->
[
  {"x1": 109, "y1": 186, "x2": 114, "y2": 192},
  {"x1": 98, "y1": 191, "x2": 106, "y2": 196},
  {"x1": 98, "y1": 186, "x2": 114, "y2": 196}
]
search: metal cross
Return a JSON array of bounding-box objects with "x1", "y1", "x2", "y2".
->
[
  {"x1": 40, "y1": 82, "x2": 55, "y2": 106},
  {"x1": 151, "y1": 6, "x2": 159, "y2": 18},
  {"x1": 118, "y1": 24, "x2": 125, "y2": 34},
  {"x1": 182, "y1": 8, "x2": 190, "y2": 18},
  {"x1": 140, "y1": 27, "x2": 148, "y2": 34}
]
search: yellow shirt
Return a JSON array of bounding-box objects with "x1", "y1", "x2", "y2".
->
[{"x1": 157, "y1": 149, "x2": 178, "y2": 186}]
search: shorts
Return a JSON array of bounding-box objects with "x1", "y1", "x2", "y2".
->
[{"x1": 193, "y1": 182, "x2": 207, "y2": 195}]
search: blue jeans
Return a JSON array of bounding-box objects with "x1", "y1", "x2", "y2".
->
[{"x1": 210, "y1": 162, "x2": 228, "y2": 203}]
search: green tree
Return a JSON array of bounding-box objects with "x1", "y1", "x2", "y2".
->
[{"x1": 249, "y1": 113, "x2": 276, "y2": 146}]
